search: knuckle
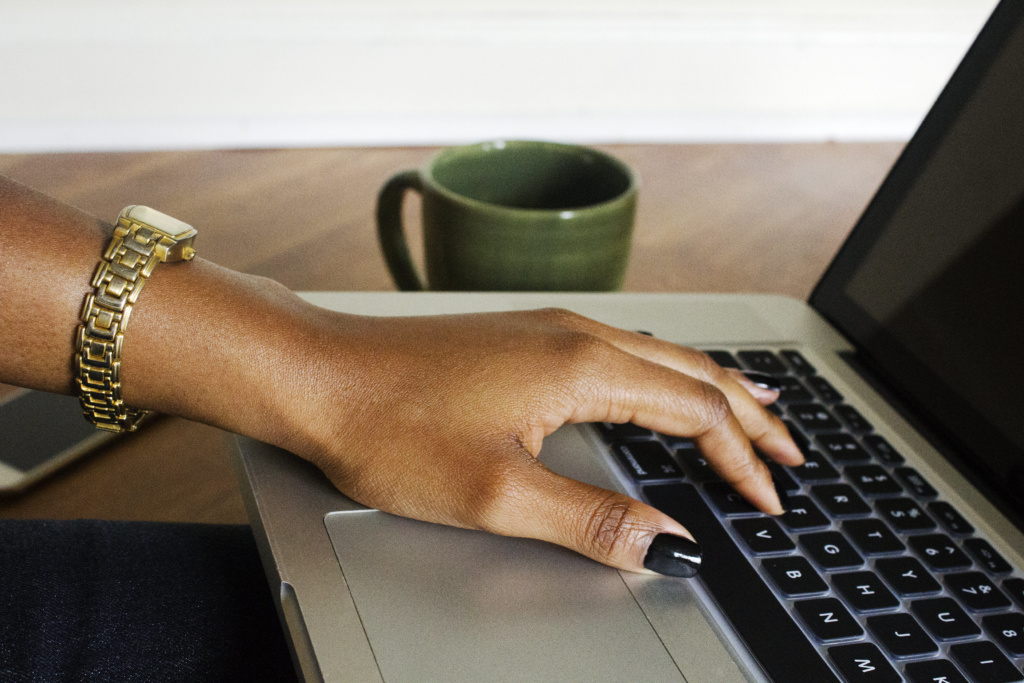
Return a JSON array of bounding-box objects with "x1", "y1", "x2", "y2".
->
[
  {"x1": 688, "y1": 381, "x2": 732, "y2": 433},
  {"x1": 578, "y1": 491, "x2": 651, "y2": 565}
]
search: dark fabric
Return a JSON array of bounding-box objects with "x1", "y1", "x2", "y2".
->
[{"x1": 0, "y1": 519, "x2": 297, "y2": 682}]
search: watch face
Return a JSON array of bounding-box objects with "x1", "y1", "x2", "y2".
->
[{"x1": 124, "y1": 205, "x2": 195, "y2": 238}]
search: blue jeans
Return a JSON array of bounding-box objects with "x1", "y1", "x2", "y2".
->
[{"x1": 0, "y1": 519, "x2": 296, "y2": 682}]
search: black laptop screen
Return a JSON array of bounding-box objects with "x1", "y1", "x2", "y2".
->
[{"x1": 810, "y1": 0, "x2": 1024, "y2": 518}]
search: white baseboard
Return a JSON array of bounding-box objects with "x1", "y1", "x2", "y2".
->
[{"x1": 0, "y1": 1, "x2": 997, "y2": 152}]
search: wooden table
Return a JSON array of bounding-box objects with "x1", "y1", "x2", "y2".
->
[{"x1": 0, "y1": 142, "x2": 903, "y2": 524}]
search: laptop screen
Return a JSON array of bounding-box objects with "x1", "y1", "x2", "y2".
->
[{"x1": 810, "y1": 0, "x2": 1024, "y2": 520}]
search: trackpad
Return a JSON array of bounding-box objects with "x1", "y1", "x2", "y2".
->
[{"x1": 325, "y1": 511, "x2": 683, "y2": 681}]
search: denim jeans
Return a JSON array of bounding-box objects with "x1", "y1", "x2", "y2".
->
[{"x1": 0, "y1": 519, "x2": 297, "y2": 682}]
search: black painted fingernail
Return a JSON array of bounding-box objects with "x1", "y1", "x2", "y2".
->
[
  {"x1": 743, "y1": 371, "x2": 781, "y2": 392},
  {"x1": 643, "y1": 533, "x2": 702, "y2": 578}
]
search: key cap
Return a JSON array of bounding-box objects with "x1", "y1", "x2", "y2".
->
[
  {"x1": 704, "y1": 350, "x2": 741, "y2": 370},
  {"x1": 782, "y1": 420, "x2": 812, "y2": 453},
  {"x1": 949, "y1": 640, "x2": 1024, "y2": 683},
  {"x1": 929, "y1": 502, "x2": 974, "y2": 535},
  {"x1": 911, "y1": 598, "x2": 981, "y2": 640},
  {"x1": 780, "y1": 349, "x2": 816, "y2": 376},
  {"x1": 834, "y1": 405, "x2": 873, "y2": 433},
  {"x1": 732, "y1": 518, "x2": 796, "y2": 555},
  {"x1": 831, "y1": 571, "x2": 899, "y2": 612},
  {"x1": 944, "y1": 572, "x2": 1011, "y2": 611},
  {"x1": 982, "y1": 612, "x2": 1024, "y2": 656},
  {"x1": 876, "y1": 557, "x2": 941, "y2": 596},
  {"x1": 644, "y1": 483, "x2": 841, "y2": 682},
  {"x1": 792, "y1": 451, "x2": 841, "y2": 482},
  {"x1": 867, "y1": 612, "x2": 938, "y2": 658},
  {"x1": 846, "y1": 465, "x2": 903, "y2": 496},
  {"x1": 963, "y1": 538, "x2": 1013, "y2": 575},
  {"x1": 659, "y1": 432, "x2": 696, "y2": 449},
  {"x1": 806, "y1": 375, "x2": 844, "y2": 403},
  {"x1": 903, "y1": 659, "x2": 970, "y2": 683},
  {"x1": 789, "y1": 403, "x2": 843, "y2": 432},
  {"x1": 780, "y1": 496, "x2": 831, "y2": 531},
  {"x1": 595, "y1": 422, "x2": 655, "y2": 442},
  {"x1": 612, "y1": 441, "x2": 683, "y2": 482},
  {"x1": 763, "y1": 556, "x2": 828, "y2": 596},
  {"x1": 800, "y1": 531, "x2": 864, "y2": 570},
  {"x1": 776, "y1": 375, "x2": 814, "y2": 403},
  {"x1": 828, "y1": 643, "x2": 901, "y2": 683},
  {"x1": 862, "y1": 435, "x2": 905, "y2": 465},
  {"x1": 795, "y1": 598, "x2": 864, "y2": 642},
  {"x1": 737, "y1": 350, "x2": 788, "y2": 375},
  {"x1": 843, "y1": 518, "x2": 906, "y2": 555},
  {"x1": 813, "y1": 484, "x2": 872, "y2": 518},
  {"x1": 895, "y1": 468, "x2": 937, "y2": 498},
  {"x1": 876, "y1": 498, "x2": 936, "y2": 531},
  {"x1": 816, "y1": 433, "x2": 871, "y2": 463},
  {"x1": 909, "y1": 535, "x2": 972, "y2": 572},
  {"x1": 704, "y1": 482, "x2": 759, "y2": 516},
  {"x1": 1005, "y1": 578, "x2": 1024, "y2": 609},
  {"x1": 677, "y1": 450, "x2": 718, "y2": 483}
]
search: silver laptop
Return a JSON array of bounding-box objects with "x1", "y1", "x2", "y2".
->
[{"x1": 235, "y1": 2, "x2": 1024, "y2": 680}]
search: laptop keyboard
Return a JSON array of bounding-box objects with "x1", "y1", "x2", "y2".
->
[{"x1": 594, "y1": 348, "x2": 1024, "y2": 683}]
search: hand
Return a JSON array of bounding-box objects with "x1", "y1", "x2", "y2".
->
[{"x1": 264, "y1": 306, "x2": 803, "y2": 577}]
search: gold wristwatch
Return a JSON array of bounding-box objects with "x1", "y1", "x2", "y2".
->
[{"x1": 75, "y1": 206, "x2": 197, "y2": 432}]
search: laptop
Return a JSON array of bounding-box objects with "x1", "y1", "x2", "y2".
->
[{"x1": 234, "y1": 1, "x2": 1024, "y2": 680}]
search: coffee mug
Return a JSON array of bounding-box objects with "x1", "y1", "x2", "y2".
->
[{"x1": 376, "y1": 140, "x2": 638, "y2": 291}]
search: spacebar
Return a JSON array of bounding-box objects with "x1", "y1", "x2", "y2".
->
[{"x1": 644, "y1": 483, "x2": 840, "y2": 683}]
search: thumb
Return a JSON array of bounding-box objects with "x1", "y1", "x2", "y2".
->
[{"x1": 489, "y1": 459, "x2": 703, "y2": 578}]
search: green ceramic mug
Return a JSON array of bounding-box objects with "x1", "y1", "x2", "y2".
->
[{"x1": 376, "y1": 140, "x2": 638, "y2": 291}]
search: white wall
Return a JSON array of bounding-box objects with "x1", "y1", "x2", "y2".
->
[{"x1": 0, "y1": 0, "x2": 998, "y2": 152}]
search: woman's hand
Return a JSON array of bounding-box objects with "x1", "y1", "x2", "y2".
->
[{"x1": 252, "y1": 305, "x2": 803, "y2": 577}]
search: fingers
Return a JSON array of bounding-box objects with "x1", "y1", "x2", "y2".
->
[{"x1": 485, "y1": 458, "x2": 703, "y2": 577}]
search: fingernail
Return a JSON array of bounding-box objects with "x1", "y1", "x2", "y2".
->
[
  {"x1": 743, "y1": 372, "x2": 781, "y2": 392},
  {"x1": 643, "y1": 533, "x2": 702, "y2": 578}
]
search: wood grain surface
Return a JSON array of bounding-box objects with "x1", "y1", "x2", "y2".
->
[{"x1": 0, "y1": 142, "x2": 903, "y2": 523}]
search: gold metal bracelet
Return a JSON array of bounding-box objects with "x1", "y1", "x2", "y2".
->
[{"x1": 75, "y1": 206, "x2": 197, "y2": 432}]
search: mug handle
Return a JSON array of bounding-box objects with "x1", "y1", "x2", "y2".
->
[{"x1": 376, "y1": 170, "x2": 426, "y2": 291}]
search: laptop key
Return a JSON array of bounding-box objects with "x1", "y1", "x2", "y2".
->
[
  {"x1": 800, "y1": 531, "x2": 864, "y2": 570},
  {"x1": 732, "y1": 518, "x2": 796, "y2": 555},
  {"x1": 789, "y1": 403, "x2": 843, "y2": 432},
  {"x1": 944, "y1": 572, "x2": 1011, "y2": 611},
  {"x1": 777, "y1": 375, "x2": 814, "y2": 403},
  {"x1": 910, "y1": 597, "x2": 982, "y2": 640},
  {"x1": 817, "y1": 433, "x2": 872, "y2": 463},
  {"x1": 795, "y1": 598, "x2": 864, "y2": 641},
  {"x1": 963, "y1": 538, "x2": 1013, "y2": 575},
  {"x1": 704, "y1": 350, "x2": 741, "y2": 370},
  {"x1": 595, "y1": 422, "x2": 654, "y2": 442},
  {"x1": 903, "y1": 659, "x2": 970, "y2": 683},
  {"x1": 867, "y1": 612, "x2": 938, "y2": 658},
  {"x1": 780, "y1": 349, "x2": 816, "y2": 376},
  {"x1": 792, "y1": 451, "x2": 841, "y2": 482},
  {"x1": 831, "y1": 571, "x2": 900, "y2": 612},
  {"x1": 982, "y1": 612, "x2": 1024, "y2": 656},
  {"x1": 1004, "y1": 578, "x2": 1024, "y2": 609},
  {"x1": 806, "y1": 375, "x2": 844, "y2": 403},
  {"x1": 763, "y1": 556, "x2": 828, "y2": 596},
  {"x1": 737, "y1": 350, "x2": 788, "y2": 375},
  {"x1": 949, "y1": 640, "x2": 1024, "y2": 683},
  {"x1": 929, "y1": 502, "x2": 975, "y2": 535},
  {"x1": 876, "y1": 557, "x2": 942, "y2": 596},
  {"x1": 834, "y1": 405, "x2": 873, "y2": 433},
  {"x1": 611, "y1": 442, "x2": 683, "y2": 482},
  {"x1": 894, "y1": 468, "x2": 937, "y2": 498},
  {"x1": 862, "y1": 435, "x2": 905, "y2": 465},
  {"x1": 828, "y1": 643, "x2": 901, "y2": 683},
  {"x1": 782, "y1": 420, "x2": 812, "y2": 453},
  {"x1": 704, "y1": 482, "x2": 759, "y2": 516},
  {"x1": 813, "y1": 484, "x2": 872, "y2": 518},
  {"x1": 875, "y1": 498, "x2": 936, "y2": 531},
  {"x1": 645, "y1": 483, "x2": 841, "y2": 682},
  {"x1": 843, "y1": 518, "x2": 906, "y2": 555},
  {"x1": 846, "y1": 465, "x2": 903, "y2": 496},
  {"x1": 677, "y1": 450, "x2": 718, "y2": 483},
  {"x1": 780, "y1": 496, "x2": 831, "y2": 531},
  {"x1": 908, "y1": 534, "x2": 972, "y2": 572}
]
